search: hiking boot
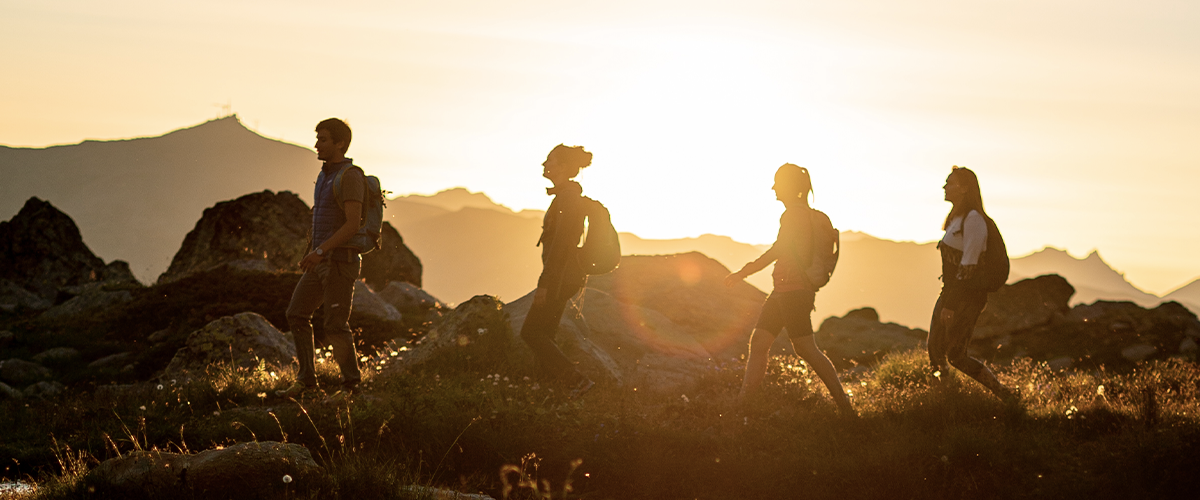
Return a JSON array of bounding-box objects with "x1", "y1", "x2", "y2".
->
[
  {"x1": 569, "y1": 378, "x2": 595, "y2": 400},
  {"x1": 275, "y1": 382, "x2": 315, "y2": 399}
]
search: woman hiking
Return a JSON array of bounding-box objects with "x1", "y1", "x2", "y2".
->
[
  {"x1": 928, "y1": 166, "x2": 1015, "y2": 401},
  {"x1": 519, "y1": 144, "x2": 597, "y2": 398},
  {"x1": 724, "y1": 164, "x2": 854, "y2": 415}
]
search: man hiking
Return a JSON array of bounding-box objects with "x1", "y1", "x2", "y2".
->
[{"x1": 277, "y1": 118, "x2": 366, "y2": 402}]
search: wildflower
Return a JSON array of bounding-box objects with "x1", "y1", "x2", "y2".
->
[
  {"x1": 933, "y1": 370, "x2": 942, "y2": 379},
  {"x1": 282, "y1": 475, "x2": 292, "y2": 484},
  {"x1": 390, "y1": 351, "x2": 398, "y2": 357},
  {"x1": 1097, "y1": 385, "x2": 1105, "y2": 396},
  {"x1": 139, "y1": 406, "x2": 146, "y2": 411},
  {"x1": 157, "y1": 384, "x2": 164, "y2": 390},
  {"x1": 360, "y1": 356, "x2": 368, "y2": 363},
  {"x1": 860, "y1": 381, "x2": 868, "y2": 387},
  {"x1": 477, "y1": 328, "x2": 487, "y2": 334},
  {"x1": 257, "y1": 392, "x2": 267, "y2": 398},
  {"x1": 681, "y1": 394, "x2": 690, "y2": 403},
  {"x1": 523, "y1": 376, "x2": 531, "y2": 381}
]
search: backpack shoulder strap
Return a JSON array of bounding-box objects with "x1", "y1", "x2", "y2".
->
[{"x1": 332, "y1": 165, "x2": 365, "y2": 208}]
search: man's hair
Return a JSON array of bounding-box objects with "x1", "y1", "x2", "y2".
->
[
  {"x1": 316, "y1": 118, "x2": 352, "y2": 154},
  {"x1": 549, "y1": 144, "x2": 593, "y2": 170}
]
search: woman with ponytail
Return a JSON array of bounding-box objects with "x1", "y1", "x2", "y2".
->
[
  {"x1": 725, "y1": 164, "x2": 854, "y2": 416},
  {"x1": 929, "y1": 166, "x2": 1014, "y2": 401}
]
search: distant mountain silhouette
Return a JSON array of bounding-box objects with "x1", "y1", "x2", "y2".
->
[
  {"x1": 1163, "y1": 279, "x2": 1200, "y2": 315},
  {"x1": 0, "y1": 116, "x2": 315, "y2": 282},
  {"x1": 1008, "y1": 247, "x2": 1162, "y2": 307}
]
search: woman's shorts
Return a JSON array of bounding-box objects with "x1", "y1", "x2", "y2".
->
[{"x1": 755, "y1": 289, "x2": 817, "y2": 338}]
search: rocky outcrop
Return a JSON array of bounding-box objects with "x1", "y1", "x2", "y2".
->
[
  {"x1": 815, "y1": 308, "x2": 928, "y2": 370},
  {"x1": 0, "y1": 279, "x2": 52, "y2": 311},
  {"x1": 0, "y1": 197, "x2": 136, "y2": 301},
  {"x1": 586, "y1": 252, "x2": 766, "y2": 360},
  {"x1": 0, "y1": 381, "x2": 21, "y2": 400},
  {"x1": 376, "y1": 281, "x2": 446, "y2": 324},
  {"x1": 394, "y1": 291, "x2": 716, "y2": 393},
  {"x1": 40, "y1": 287, "x2": 134, "y2": 321},
  {"x1": 165, "y1": 312, "x2": 296, "y2": 374},
  {"x1": 157, "y1": 191, "x2": 310, "y2": 284},
  {"x1": 361, "y1": 222, "x2": 423, "y2": 290},
  {"x1": 85, "y1": 441, "x2": 323, "y2": 499},
  {"x1": 0, "y1": 358, "x2": 53, "y2": 386},
  {"x1": 974, "y1": 275, "x2": 1075, "y2": 339},
  {"x1": 31, "y1": 347, "x2": 81, "y2": 366},
  {"x1": 23, "y1": 380, "x2": 65, "y2": 399},
  {"x1": 352, "y1": 281, "x2": 402, "y2": 322}
]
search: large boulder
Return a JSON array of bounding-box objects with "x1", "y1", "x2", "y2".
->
[
  {"x1": 40, "y1": 287, "x2": 134, "y2": 321},
  {"x1": 85, "y1": 441, "x2": 323, "y2": 499},
  {"x1": 157, "y1": 191, "x2": 310, "y2": 284},
  {"x1": 394, "y1": 295, "x2": 516, "y2": 370},
  {"x1": 352, "y1": 281, "x2": 402, "y2": 322},
  {"x1": 31, "y1": 347, "x2": 81, "y2": 366},
  {"x1": 974, "y1": 274, "x2": 1075, "y2": 339},
  {"x1": 375, "y1": 281, "x2": 446, "y2": 324},
  {"x1": 0, "y1": 197, "x2": 136, "y2": 301},
  {"x1": 586, "y1": 252, "x2": 766, "y2": 360},
  {"x1": 0, "y1": 358, "x2": 53, "y2": 386},
  {"x1": 814, "y1": 308, "x2": 928, "y2": 370},
  {"x1": 361, "y1": 222, "x2": 423, "y2": 290},
  {"x1": 165, "y1": 312, "x2": 296, "y2": 374},
  {"x1": 0, "y1": 381, "x2": 22, "y2": 400},
  {"x1": 504, "y1": 288, "x2": 715, "y2": 392},
  {"x1": 0, "y1": 279, "x2": 52, "y2": 311}
]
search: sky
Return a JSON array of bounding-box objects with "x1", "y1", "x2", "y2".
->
[{"x1": 3, "y1": 0, "x2": 1199, "y2": 295}]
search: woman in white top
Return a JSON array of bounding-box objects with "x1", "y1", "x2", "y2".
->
[{"x1": 928, "y1": 166, "x2": 1014, "y2": 401}]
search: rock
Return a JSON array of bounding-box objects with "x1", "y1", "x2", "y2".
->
[
  {"x1": 0, "y1": 330, "x2": 14, "y2": 349},
  {"x1": 974, "y1": 275, "x2": 1075, "y2": 339},
  {"x1": 0, "y1": 358, "x2": 53, "y2": 386},
  {"x1": 352, "y1": 281, "x2": 402, "y2": 322},
  {"x1": 40, "y1": 289, "x2": 133, "y2": 321},
  {"x1": 148, "y1": 328, "x2": 172, "y2": 343},
  {"x1": 85, "y1": 441, "x2": 323, "y2": 499},
  {"x1": 396, "y1": 295, "x2": 515, "y2": 370},
  {"x1": 505, "y1": 288, "x2": 716, "y2": 392},
  {"x1": 157, "y1": 191, "x2": 311, "y2": 284},
  {"x1": 88, "y1": 352, "x2": 135, "y2": 370},
  {"x1": 22, "y1": 380, "x2": 65, "y2": 399},
  {"x1": 585, "y1": 252, "x2": 767, "y2": 360},
  {"x1": 401, "y1": 486, "x2": 496, "y2": 500},
  {"x1": 814, "y1": 307, "x2": 928, "y2": 369},
  {"x1": 1122, "y1": 344, "x2": 1158, "y2": 362},
  {"x1": 165, "y1": 312, "x2": 296, "y2": 373},
  {"x1": 0, "y1": 279, "x2": 52, "y2": 310},
  {"x1": 0, "y1": 381, "x2": 22, "y2": 400},
  {"x1": 0, "y1": 197, "x2": 136, "y2": 301},
  {"x1": 376, "y1": 281, "x2": 445, "y2": 322},
  {"x1": 31, "y1": 347, "x2": 81, "y2": 365},
  {"x1": 361, "y1": 221, "x2": 423, "y2": 290}
]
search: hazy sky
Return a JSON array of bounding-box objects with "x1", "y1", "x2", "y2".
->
[{"x1": 4, "y1": 0, "x2": 1198, "y2": 294}]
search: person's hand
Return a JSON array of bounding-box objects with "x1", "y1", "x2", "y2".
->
[
  {"x1": 533, "y1": 287, "x2": 548, "y2": 306},
  {"x1": 299, "y1": 250, "x2": 324, "y2": 272},
  {"x1": 723, "y1": 271, "x2": 746, "y2": 288},
  {"x1": 940, "y1": 308, "x2": 956, "y2": 329}
]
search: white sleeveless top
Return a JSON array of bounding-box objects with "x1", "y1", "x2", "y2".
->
[{"x1": 942, "y1": 210, "x2": 987, "y2": 266}]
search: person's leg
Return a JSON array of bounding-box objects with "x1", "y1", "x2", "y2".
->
[
  {"x1": 790, "y1": 334, "x2": 853, "y2": 413},
  {"x1": 323, "y1": 259, "x2": 361, "y2": 390},
  {"x1": 944, "y1": 292, "x2": 1012, "y2": 400},
  {"x1": 519, "y1": 295, "x2": 586, "y2": 385},
  {"x1": 927, "y1": 294, "x2": 950, "y2": 376},
  {"x1": 285, "y1": 265, "x2": 327, "y2": 388},
  {"x1": 739, "y1": 329, "x2": 777, "y2": 398}
]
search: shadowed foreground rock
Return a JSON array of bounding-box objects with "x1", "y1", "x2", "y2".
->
[
  {"x1": 157, "y1": 191, "x2": 311, "y2": 284},
  {"x1": 85, "y1": 441, "x2": 323, "y2": 499},
  {"x1": 361, "y1": 222, "x2": 423, "y2": 290},
  {"x1": 974, "y1": 274, "x2": 1075, "y2": 340},
  {"x1": 815, "y1": 308, "x2": 928, "y2": 370},
  {"x1": 586, "y1": 252, "x2": 766, "y2": 360},
  {"x1": 0, "y1": 197, "x2": 136, "y2": 302},
  {"x1": 165, "y1": 312, "x2": 296, "y2": 374}
]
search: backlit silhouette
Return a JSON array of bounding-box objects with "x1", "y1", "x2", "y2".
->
[
  {"x1": 928, "y1": 166, "x2": 1015, "y2": 401},
  {"x1": 519, "y1": 144, "x2": 598, "y2": 398},
  {"x1": 724, "y1": 164, "x2": 854, "y2": 415}
]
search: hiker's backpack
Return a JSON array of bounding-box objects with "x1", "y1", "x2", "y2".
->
[
  {"x1": 973, "y1": 214, "x2": 1010, "y2": 292},
  {"x1": 576, "y1": 197, "x2": 621, "y2": 275},
  {"x1": 803, "y1": 209, "x2": 840, "y2": 290},
  {"x1": 333, "y1": 165, "x2": 385, "y2": 255}
]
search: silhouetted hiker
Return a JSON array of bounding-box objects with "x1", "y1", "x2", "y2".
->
[
  {"x1": 724, "y1": 164, "x2": 854, "y2": 415},
  {"x1": 519, "y1": 144, "x2": 597, "y2": 398},
  {"x1": 928, "y1": 166, "x2": 1015, "y2": 401},
  {"x1": 276, "y1": 118, "x2": 365, "y2": 403}
]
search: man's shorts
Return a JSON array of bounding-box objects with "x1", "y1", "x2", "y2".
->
[{"x1": 755, "y1": 289, "x2": 817, "y2": 338}]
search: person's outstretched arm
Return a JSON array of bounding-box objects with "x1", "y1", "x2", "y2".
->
[{"x1": 724, "y1": 246, "x2": 779, "y2": 287}]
